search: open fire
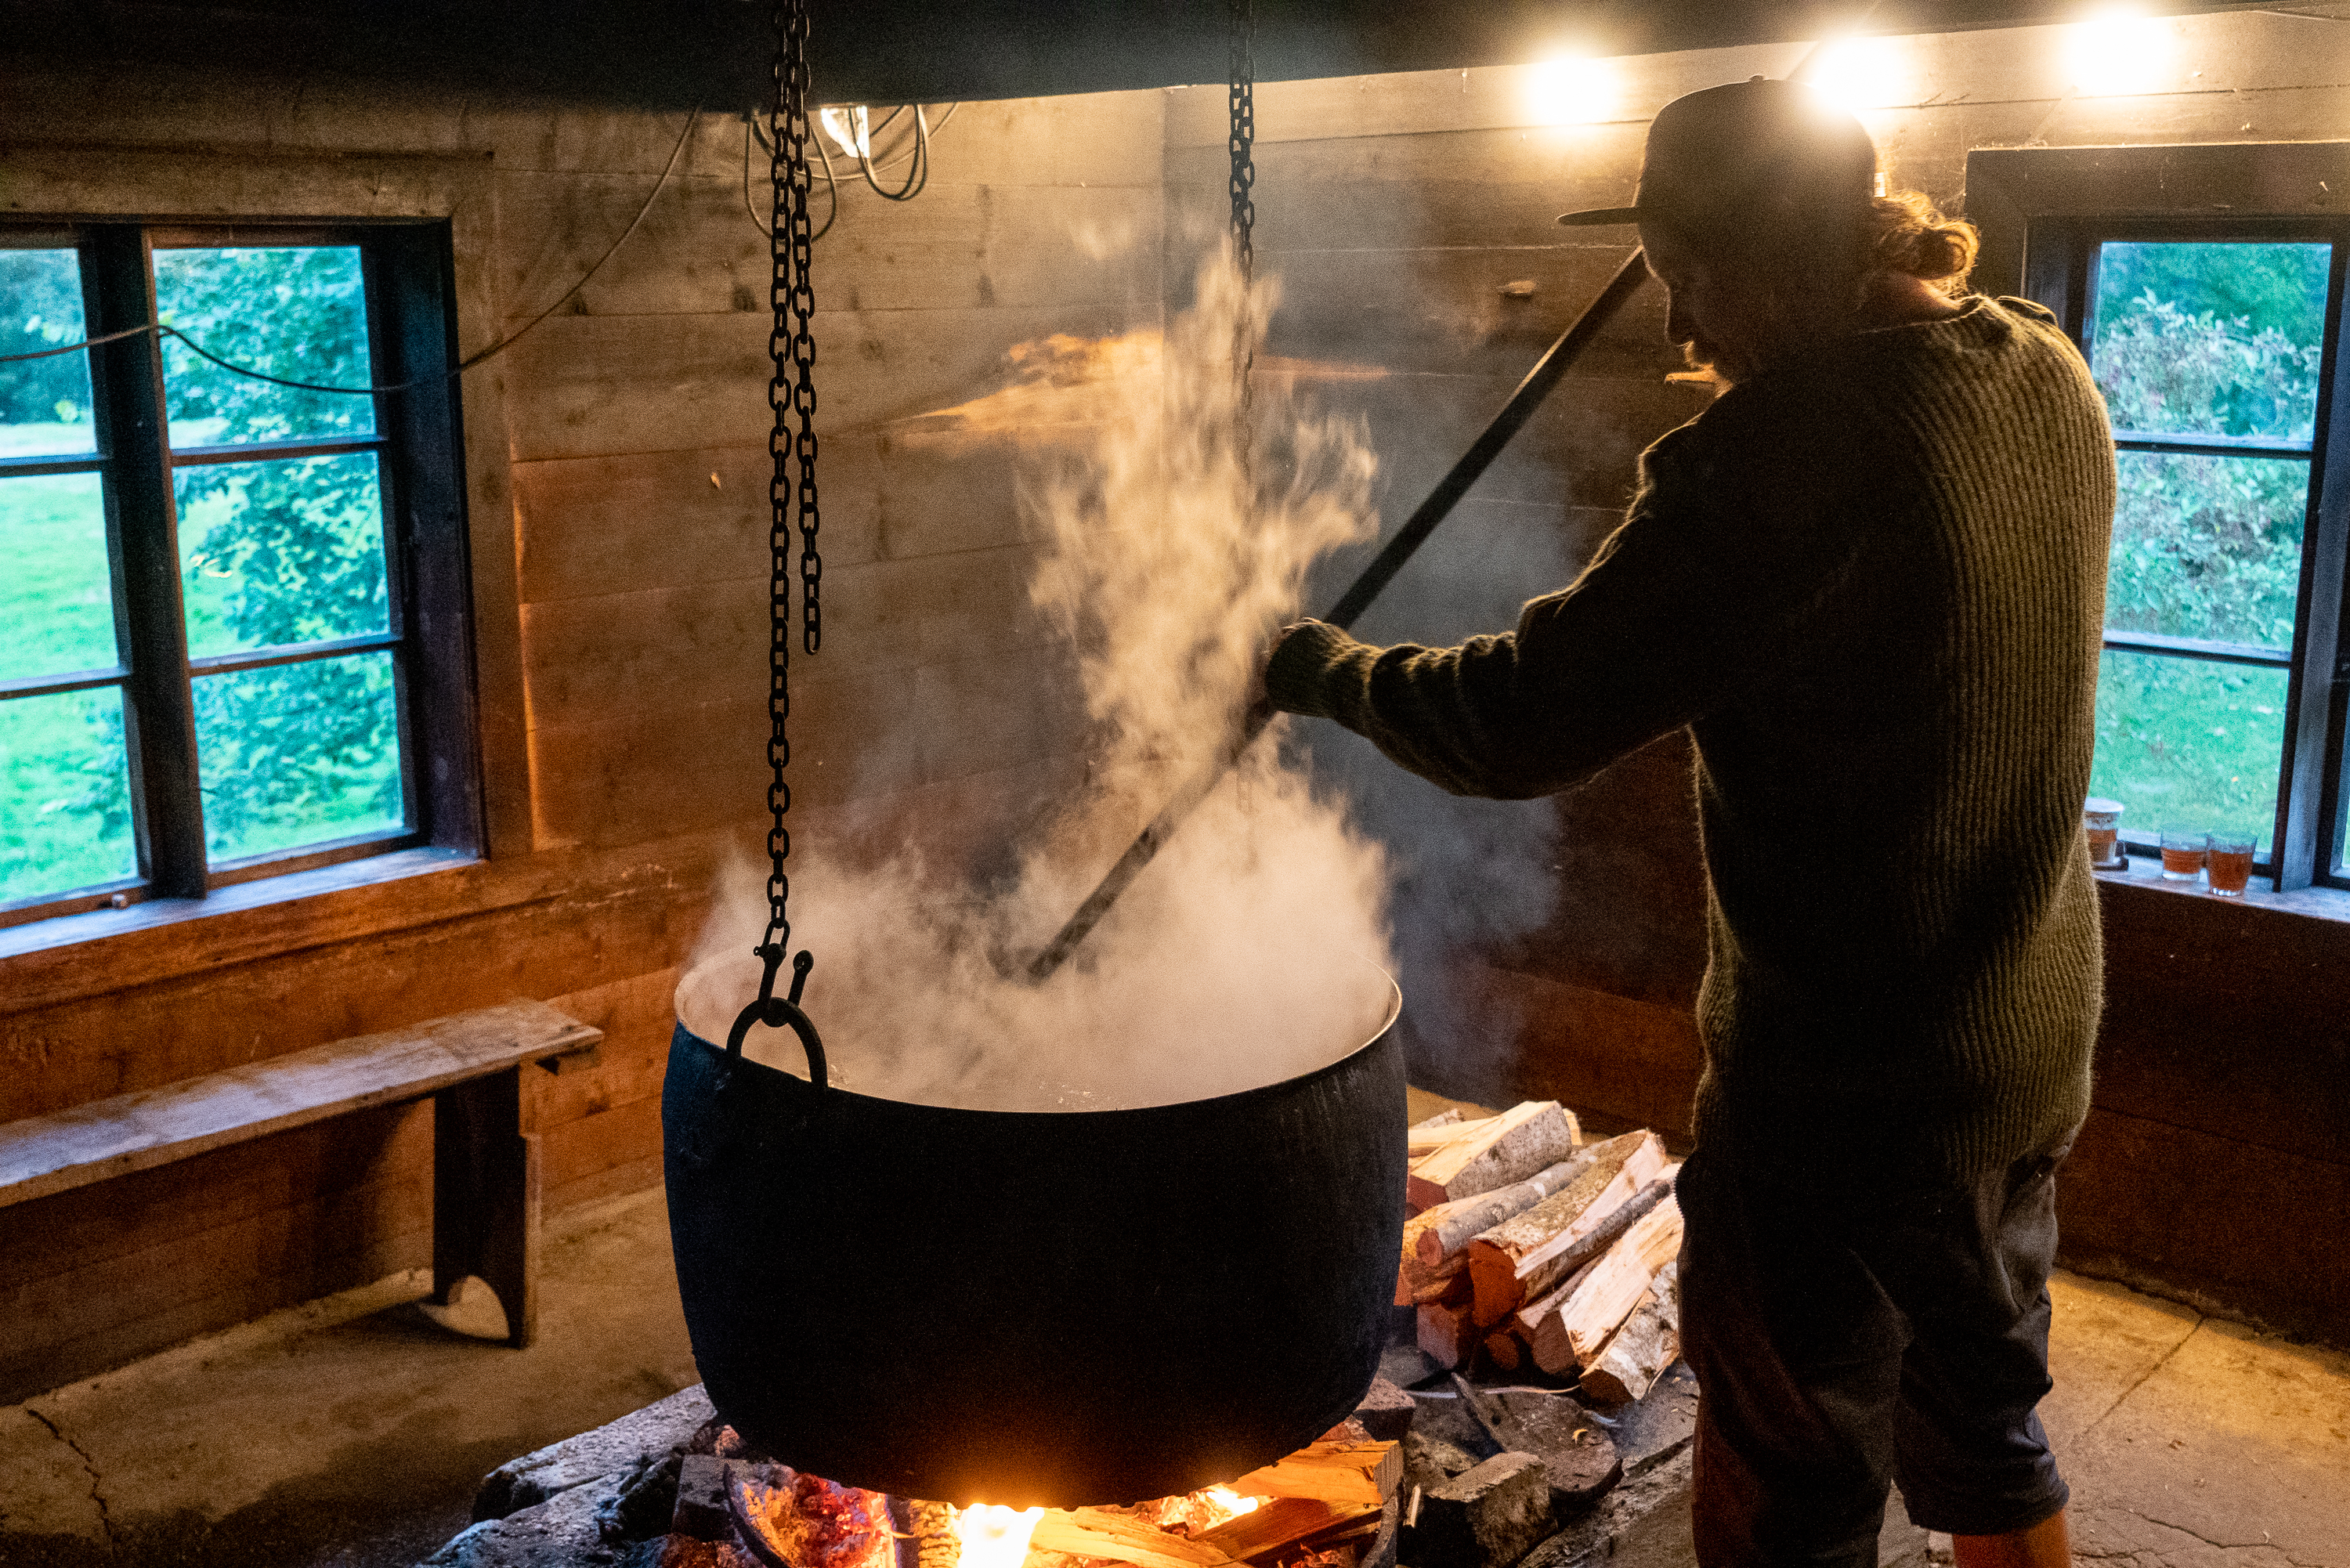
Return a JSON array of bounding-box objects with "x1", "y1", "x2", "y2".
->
[{"x1": 694, "y1": 1421, "x2": 1398, "y2": 1568}]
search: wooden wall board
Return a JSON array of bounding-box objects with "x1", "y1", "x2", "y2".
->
[
  {"x1": 1162, "y1": 43, "x2": 1802, "y2": 150},
  {"x1": 0, "y1": 1125, "x2": 428, "y2": 1347},
  {"x1": 812, "y1": 184, "x2": 1166, "y2": 316},
  {"x1": 1306, "y1": 371, "x2": 1707, "y2": 516},
  {"x1": 2093, "y1": 883, "x2": 2350, "y2": 1172},
  {"x1": 0, "y1": 831, "x2": 722, "y2": 1024},
  {"x1": 497, "y1": 302, "x2": 1146, "y2": 462},
  {"x1": 518, "y1": 545, "x2": 1058, "y2": 735},
  {"x1": 539, "y1": 970, "x2": 680, "y2": 1124},
  {"x1": 522, "y1": 701, "x2": 766, "y2": 852},
  {"x1": 2059, "y1": 1103, "x2": 2350, "y2": 1347},
  {"x1": 1, "y1": 871, "x2": 705, "y2": 1123},
  {"x1": 831, "y1": 428, "x2": 1034, "y2": 565},
  {"x1": 0, "y1": 1103, "x2": 426, "y2": 1295},
  {"x1": 494, "y1": 174, "x2": 1162, "y2": 323},
  {"x1": 0, "y1": 1103, "x2": 432, "y2": 1403},
  {"x1": 912, "y1": 91, "x2": 1169, "y2": 193},
  {"x1": 551, "y1": 1151, "x2": 664, "y2": 1216},
  {"x1": 515, "y1": 648, "x2": 1086, "y2": 849},
  {"x1": 513, "y1": 444, "x2": 776, "y2": 606},
  {"x1": 544, "y1": 1095, "x2": 664, "y2": 1201},
  {"x1": 494, "y1": 171, "x2": 773, "y2": 323},
  {"x1": 1432, "y1": 959, "x2": 1703, "y2": 1143},
  {"x1": 1260, "y1": 244, "x2": 1679, "y2": 382}
]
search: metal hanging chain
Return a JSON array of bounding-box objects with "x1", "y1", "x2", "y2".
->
[
  {"x1": 760, "y1": 0, "x2": 822, "y2": 977},
  {"x1": 1227, "y1": 0, "x2": 1256, "y2": 280},
  {"x1": 1228, "y1": 0, "x2": 1257, "y2": 480}
]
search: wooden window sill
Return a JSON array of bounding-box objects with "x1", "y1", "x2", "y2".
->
[
  {"x1": 0, "y1": 847, "x2": 481, "y2": 968},
  {"x1": 2094, "y1": 855, "x2": 2350, "y2": 924}
]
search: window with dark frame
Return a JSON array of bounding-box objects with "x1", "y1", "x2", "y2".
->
[
  {"x1": 1968, "y1": 144, "x2": 2350, "y2": 892},
  {"x1": 0, "y1": 222, "x2": 482, "y2": 927}
]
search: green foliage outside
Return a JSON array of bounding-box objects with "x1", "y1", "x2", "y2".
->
[
  {"x1": 0, "y1": 249, "x2": 96, "y2": 446},
  {"x1": 2082, "y1": 241, "x2": 2332, "y2": 854},
  {"x1": 0, "y1": 246, "x2": 403, "y2": 904}
]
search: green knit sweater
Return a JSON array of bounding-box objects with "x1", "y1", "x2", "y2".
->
[{"x1": 1268, "y1": 297, "x2": 2115, "y2": 1183}]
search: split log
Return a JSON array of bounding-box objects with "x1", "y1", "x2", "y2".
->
[
  {"x1": 1412, "y1": 1267, "x2": 1472, "y2": 1309},
  {"x1": 1578, "y1": 1263, "x2": 1679, "y2": 1406},
  {"x1": 1407, "y1": 1101, "x2": 1578, "y2": 1212},
  {"x1": 1524, "y1": 1194, "x2": 1683, "y2": 1376},
  {"x1": 1462, "y1": 1132, "x2": 1665, "y2": 1327},
  {"x1": 1417, "y1": 1299, "x2": 1477, "y2": 1371},
  {"x1": 1407, "y1": 1113, "x2": 1497, "y2": 1158},
  {"x1": 1506, "y1": 1167, "x2": 1676, "y2": 1320},
  {"x1": 1398, "y1": 1248, "x2": 1467, "y2": 1306},
  {"x1": 1480, "y1": 1330, "x2": 1524, "y2": 1375},
  {"x1": 1414, "y1": 1152, "x2": 1597, "y2": 1265},
  {"x1": 1231, "y1": 1439, "x2": 1403, "y2": 1505},
  {"x1": 1031, "y1": 1510, "x2": 1240, "y2": 1568},
  {"x1": 1397, "y1": 1193, "x2": 1484, "y2": 1302},
  {"x1": 1192, "y1": 1498, "x2": 1381, "y2": 1563}
]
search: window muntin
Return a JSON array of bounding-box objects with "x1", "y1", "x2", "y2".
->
[
  {"x1": 0, "y1": 226, "x2": 465, "y2": 922},
  {"x1": 2077, "y1": 237, "x2": 2337, "y2": 868}
]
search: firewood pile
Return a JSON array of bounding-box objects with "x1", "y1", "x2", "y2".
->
[{"x1": 1401, "y1": 1104, "x2": 1682, "y2": 1404}]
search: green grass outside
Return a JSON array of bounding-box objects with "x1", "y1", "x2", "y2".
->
[
  {"x1": 2, "y1": 457, "x2": 403, "y2": 903},
  {"x1": 2089, "y1": 650, "x2": 2287, "y2": 852}
]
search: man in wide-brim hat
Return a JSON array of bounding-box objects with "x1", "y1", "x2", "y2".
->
[{"x1": 1264, "y1": 78, "x2": 2111, "y2": 1567}]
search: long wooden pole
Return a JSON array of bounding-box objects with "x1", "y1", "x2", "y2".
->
[
  {"x1": 1024, "y1": 251, "x2": 1654, "y2": 981},
  {"x1": 1022, "y1": 23, "x2": 1870, "y2": 981}
]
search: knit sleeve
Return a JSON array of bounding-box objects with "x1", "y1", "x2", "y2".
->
[{"x1": 1263, "y1": 390, "x2": 1876, "y2": 799}]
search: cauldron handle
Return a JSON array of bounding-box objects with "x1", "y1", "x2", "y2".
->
[{"x1": 725, "y1": 945, "x2": 828, "y2": 1092}]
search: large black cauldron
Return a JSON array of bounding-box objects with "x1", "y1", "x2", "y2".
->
[{"x1": 662, "y1": 977, "x2": 1405, "y2": 1508}]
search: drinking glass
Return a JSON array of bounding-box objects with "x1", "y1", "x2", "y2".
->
[
  {"x1": 2207, "y1": 833, "x2": 2255, "y2": 897},
  {"x1": 2160, "y1": 828, "x2": 2207, "y2": 882}
]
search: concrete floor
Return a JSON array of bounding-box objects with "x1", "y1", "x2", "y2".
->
[{"x1": 1, "y1": 1187, "x2": 2343, "y2": 1568}]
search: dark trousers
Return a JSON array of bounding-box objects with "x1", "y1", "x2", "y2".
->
[{"x1": 1676, "y1": 1129, "x2": 2076, "y2": 1566}]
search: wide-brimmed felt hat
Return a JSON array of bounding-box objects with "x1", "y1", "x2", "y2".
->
[{"x1": 1557, "y1": 77, "x2": 1876, "y2": 233}]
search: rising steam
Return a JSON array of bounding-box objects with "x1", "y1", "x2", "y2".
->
[{"x1": 677, "y1": 251, "x2": 1398, "y2": 1111}]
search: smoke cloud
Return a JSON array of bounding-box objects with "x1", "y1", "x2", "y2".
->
[{"x1": 678, "y1": 251, "x2": 1399, "y2": 1111}]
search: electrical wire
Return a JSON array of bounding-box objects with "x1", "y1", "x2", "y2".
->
[
  {"x1": 857, "y1": 104, "x2": 930, "y2": 200},
  {"x1": 741, "y1": 102, "x2": 956, "y2": 242},
  {"x1": 0, "y1": 105, "x2": 703, "y2": 393}
]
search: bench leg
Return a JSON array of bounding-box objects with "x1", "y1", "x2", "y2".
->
[{"x1": 432, "y1": 1064, "x2": 540, "y2": 1349}]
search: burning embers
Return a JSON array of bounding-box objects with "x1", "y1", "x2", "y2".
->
[{"x1": 656, "y1": 1420, "x2": 1402, "y2": 1568}]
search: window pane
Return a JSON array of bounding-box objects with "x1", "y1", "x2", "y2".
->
[
  {"x1": 2107, "y1": 451, "x2": 2305, "y2": 649},
  {"x1": 154, "y1": 246, "x2": 375, "y2": 448},
  {"x1": 0, "y1": 248, "x2": 98, "y2": 458},
  {"x1": 0, "y1": 471, "x2": 118, "y2": 681},
  {"x1": 2090, "y1": 650, "x2": 2287, "y2": 850},
  {"x1": 174, "y1": 452, "x2": 389, "y2": 658},
  {"x1": 0, "y1": 688, "x2": 136, "y2": 902},
  {"x1": 193, "y1": 650, "x2": 404, "y2": 863},
  {"x1": 2089, "y1": 240, "x2": 2330, "y2": 442}
]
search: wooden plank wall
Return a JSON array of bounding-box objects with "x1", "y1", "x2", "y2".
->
[
  {"x1": 3, "y1": 7, "x2": 2347, "y2": 1396},
  {"x1": 1198, "y1": 13, "x2": 2350, "y2": 1342},
  {"x1": 0, "y1": 74, "x2": 1165, "y2": 1400}
]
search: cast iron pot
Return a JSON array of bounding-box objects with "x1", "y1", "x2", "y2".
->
[{"x1": 662, "y1": 971, "x2": 1405, "y2": 1508}]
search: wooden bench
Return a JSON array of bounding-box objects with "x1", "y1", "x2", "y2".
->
[{"x1": 0, "y1": 998, "x2": 602, "y2": 1349}]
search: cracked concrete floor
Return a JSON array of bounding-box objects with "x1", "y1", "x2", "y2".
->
[
  {"x1": 2, "y1": 1190, "x2": 2344, "y2": 1568},
  {"x1": 0, "y1": 1187, "x2": 697, "y2": 1568}
]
